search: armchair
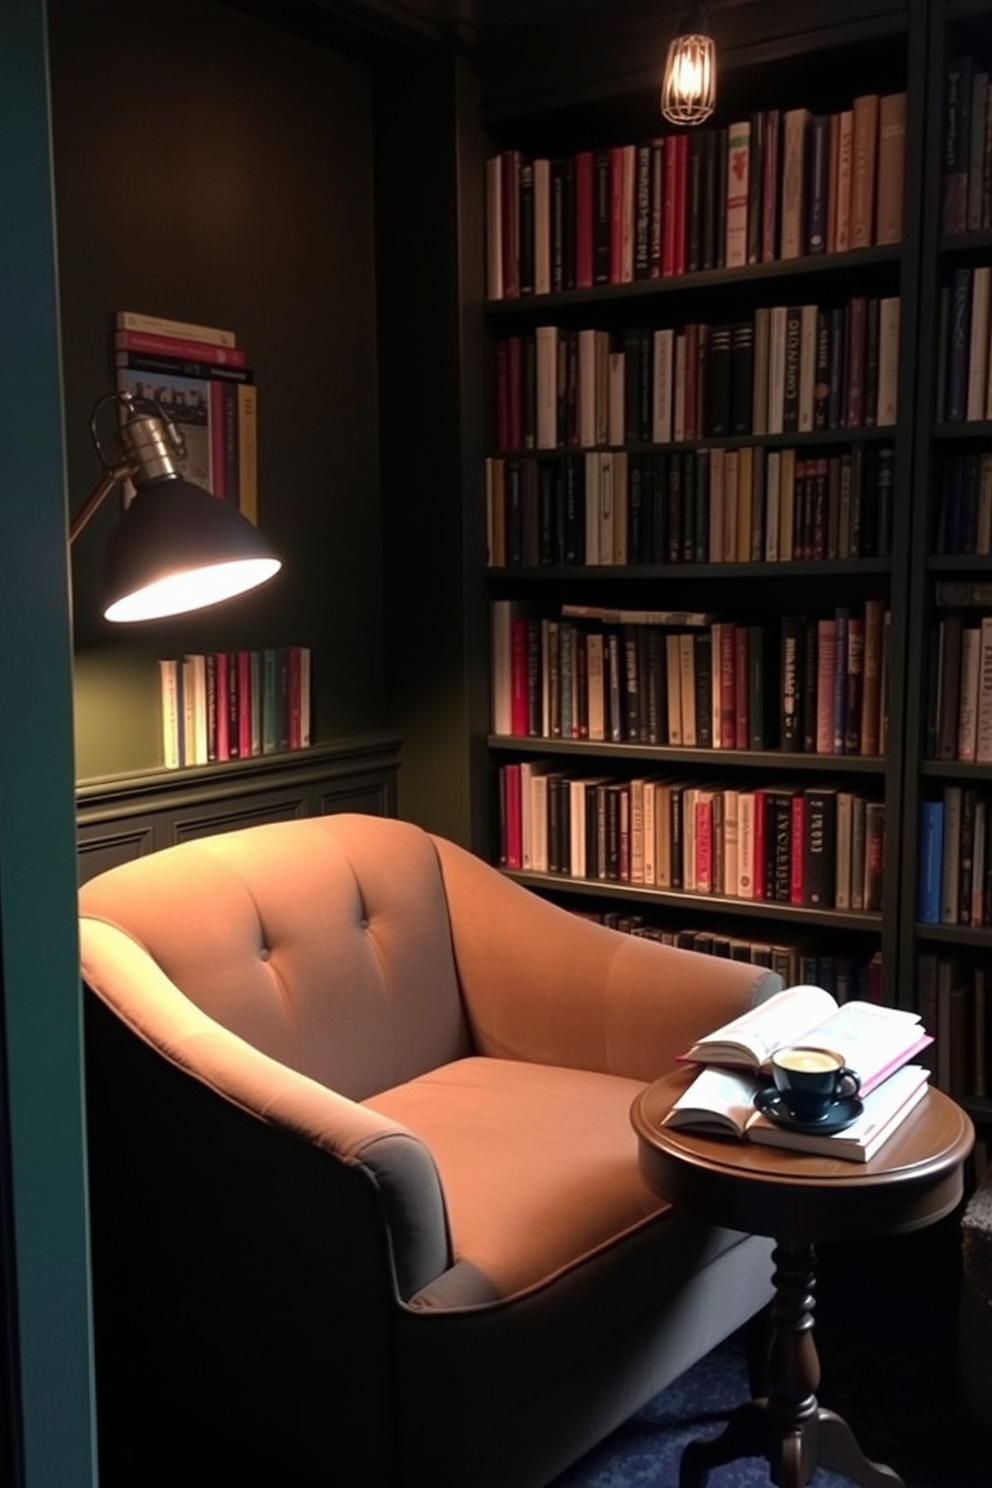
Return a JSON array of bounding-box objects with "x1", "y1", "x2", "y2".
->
[{"x1": 78, "y1": 813, "x2": 779, "y2": 1488}]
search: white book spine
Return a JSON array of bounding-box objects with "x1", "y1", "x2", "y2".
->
[
  {"x1": 876, "y1": 297, "x2": 901, "y2": 426},
  {"x1": 767, "y1": 306, "x2": 787, "y2": 435},
  {"x1": 535, "y1": 325, "x2": 559, "y2": 450},
  {"x1": 630, "y1": 778, "x2": 644, "y2": 883},
  {"x1": 725, "y1": 121, "x2": 751, "y2": 268},
  {"x1": 652, "y1": 328, "x2": 674, "y2": 444}
]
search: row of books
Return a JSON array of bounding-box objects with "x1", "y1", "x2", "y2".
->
[
  {"x1": 492, "y1": 601, "x2": 890, "y2": 758},
  {"x1": 936, "y1": 264, "x2": 992, "y2": 424},
  {"x1": 918, "y1": 786, "x2": 992, "y2": 929},
  {"x1": 486, "y1": 93, "x2": 906, "y2": 300},
  {"x1": 574, "y1": 907, "x2": 882, "y2": 1003},
  {"x1": 158, "y1": 647, "x2": 312, "y2": 770},
  {"x1": 486, "y1": 444, "x2": 894, "y2": 570},
  {"x1": 917, "y1": 952, "x2": 991, "y2": 1100},
  {"x1": 924, "y1": 612, "x2": 992, "y2": 763},
  {"x1": 495, "y1": 297, "x2": 900, "y2": 453},
  {"x1": 498, "y1": 762, "x2": 886, "y2": 913},
  {"x1": 933, "y1": 450, "x2": 992, "y2": 555},
  {"x1": 941, "y1": 55, "x2": 992, "y2": 236},
  {"x1": 114, "y1": 310, "x2": 258, "y2": 520}
]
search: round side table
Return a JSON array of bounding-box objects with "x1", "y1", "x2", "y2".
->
[{"x1": 631, "y1": 1070, "x2": 974, "y2": 1488}]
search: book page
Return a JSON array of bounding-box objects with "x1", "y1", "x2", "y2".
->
[
  {"x1": 681, "y1": 984, "x2": 839, "y2": 1069},
  {"x1": 663, "y1": 1066, "x2": 761, "y2": 1137},
  {"x1": 800, "y1": 1000, "x2": 929, "y2": 1094}
]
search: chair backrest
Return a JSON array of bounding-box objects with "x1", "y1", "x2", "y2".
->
[{"x1": 78, "y1": 814, "x2": 473, "y2": 1100}]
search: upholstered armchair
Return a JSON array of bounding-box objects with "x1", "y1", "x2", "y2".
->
[{"x1": 78, "y1": 813, "x2": 779, "y2": 1488}]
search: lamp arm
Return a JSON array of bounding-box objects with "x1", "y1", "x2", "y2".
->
[{"x1": 69, "y1": 461, "x2": 130, "y2": 545}]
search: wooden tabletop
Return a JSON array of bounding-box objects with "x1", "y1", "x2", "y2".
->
[{"x1": 632, "y1": 1069, "x2": 975, "y2": 1244}]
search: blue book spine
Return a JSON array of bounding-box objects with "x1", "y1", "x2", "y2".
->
[{"x1": 918, "y1": 799, "x2": 945, "y2": 923}]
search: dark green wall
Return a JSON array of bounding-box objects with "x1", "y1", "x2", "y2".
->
[{"x1": 47, "y1": 0, "x2": 388, "y2": 781}]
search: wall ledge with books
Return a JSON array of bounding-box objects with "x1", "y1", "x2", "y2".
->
[{"x1": 76, "y1": 732, "x2": 402, "y2": 883}]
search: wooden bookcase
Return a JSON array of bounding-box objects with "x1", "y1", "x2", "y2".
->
[
  {"x1": 473, "y1": 1, "x2": 932, "y2": 1021},
  {"x1": 899, "y1": 0, "x2": 992, "y2": 1124}
]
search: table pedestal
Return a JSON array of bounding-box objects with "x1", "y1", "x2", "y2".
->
[{"x1": 679, "y1": 1241, "x2": 902, "y2": 1488}]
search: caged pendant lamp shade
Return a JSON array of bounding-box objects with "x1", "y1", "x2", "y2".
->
[
  {"x1": 660, "y1": 5, "x2": 717, "y2": 127},
  {"x1": 70, "y1": 389, "x2": 281, "y2": 622}
]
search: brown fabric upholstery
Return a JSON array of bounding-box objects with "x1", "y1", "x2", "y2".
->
[{"x1": 79, "y1": 813, "x2": 779, "y2": 1488}]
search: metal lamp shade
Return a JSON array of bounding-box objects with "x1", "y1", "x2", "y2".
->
[
  {"x1": 660, "y1": 33, "x2": 716, "y2": 126},
  {"x1": 102, "y1": 476, "x2": 281, "y2": 622}
]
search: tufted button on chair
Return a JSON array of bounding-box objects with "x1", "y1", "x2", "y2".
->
[{"x1": 79, "y1": 812, "x2": 778, "y2": 1488}]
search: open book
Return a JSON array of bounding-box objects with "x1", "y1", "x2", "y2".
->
[
  {"x1": 662, "y1": 1063, "x2": 931, "y2": 1163},
  {"x1": 678, "y1": 984, "x2": 932, "y2": 1097}
]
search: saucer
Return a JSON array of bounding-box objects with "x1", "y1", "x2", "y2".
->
[{"x1": 754, "y1": 1087, "x2": 864, "y2": 1135}]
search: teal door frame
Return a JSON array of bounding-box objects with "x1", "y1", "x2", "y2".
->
[{"x1": 0, "y1": 1, "x2": 98, "y2": 1484}]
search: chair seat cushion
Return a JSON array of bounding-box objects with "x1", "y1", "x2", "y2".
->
[{"x1": 364, "y1": 1056, "x2": 672, "y2": 1303}]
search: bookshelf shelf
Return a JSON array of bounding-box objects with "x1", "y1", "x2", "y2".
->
[
  {"x1": 488, "y1": 559, "x2": 892, "y2": 582},
  {"x1": 503, "y1": 869, "x2": 884, "y2": 932},
  {"x1": 488, "y1": 735, "x2": 888, "y2": 774},
  {"x1": 483, "y1": 243, "x2": 902, "y2": 317}
]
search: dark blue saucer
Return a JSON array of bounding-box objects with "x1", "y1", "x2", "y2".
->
[{"x1": 754, "y1": 1087, "x2": 863, "y2": 1135}]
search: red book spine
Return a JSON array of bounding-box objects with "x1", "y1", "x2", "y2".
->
[
  {"x1": 609, "y1": 145, "x2": 624, "y2": 284},
  {"x1": 845, "y1": 295, "x2": 867, "y2": 428},
  {"x1": 662, "y1": 136, "x2": 679, "y2": 277},
  {"x1": 574, "y1": 150, "x2": 594, "y2": 289},
  {"x1": 214, "y1": 652, "x2": 230, "y2": 762},
  {"x1": 752, "y1": 786, "x2": 766, "y2": 899},
  {"x1": 504, "y1": 763, "x2": 522, "y2": 869},
  {"x1": 510, "y1": 618, "x2": 529, "y2": 735},
  {"x1": 237, "y1": 650, "x2": 252, "y2": 759},
  {"x1": 114, "y1": 329, "x2": 248, "y2": 366},
  {"x1": 696, "y1": 797, "x2": 713, "y2": 892},
  {"x1": 734, "y1": 625, "x2": 750, "y2": 749},
  {"x1": 790, "y1": 793, "x2": 805, "y2": 904},
  {"x1": 673, "y1": 133, "x2": 689, "y2": 276},
  {"x1": 719, "y1": 623, "x2": 736, "y2": 748}
]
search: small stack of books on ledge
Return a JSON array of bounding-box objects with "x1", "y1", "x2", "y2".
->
[
  {"x1": 663, "y1": 983, "x2": 933, "y2": 1162},
  {"x1": 159, "y1": 646, "x2": 311, "y2": 769}
]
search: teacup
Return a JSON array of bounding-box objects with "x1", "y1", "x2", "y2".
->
[{"x1": 770, "y1": 1046, "x2": 860, "y2": 1123}]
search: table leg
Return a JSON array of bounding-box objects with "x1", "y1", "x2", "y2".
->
[{"x1": 677, "y1": 1240, "x2": 905, "y2": 1488}]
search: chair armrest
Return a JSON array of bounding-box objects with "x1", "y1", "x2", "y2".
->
[
  {"x1": 80, "y1": 916, "x2": 452, "y2": 1300},
  {"x1": 429, "y1": 836, "x2": 781, "y2": 1084}
]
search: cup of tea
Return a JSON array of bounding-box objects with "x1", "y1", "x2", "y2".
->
[{"x1": 770, "y1": 1046, "x2": 860, "y2": 1123}]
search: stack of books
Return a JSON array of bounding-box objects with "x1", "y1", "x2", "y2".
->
[{"x1": 662, "y1": 983, "x2": 934, "y2": 1161}]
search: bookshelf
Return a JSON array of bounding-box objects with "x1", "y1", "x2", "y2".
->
[
  {"x1": 901, "y1": 0, "x2": 992, "y2": 1123},
  {"x1": 475, "y1": 2, "x2": 930, "y2": 1024}
]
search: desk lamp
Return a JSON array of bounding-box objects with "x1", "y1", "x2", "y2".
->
[{"x1": 70, "y1": 389, "x2": 281, "y2": 622}]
